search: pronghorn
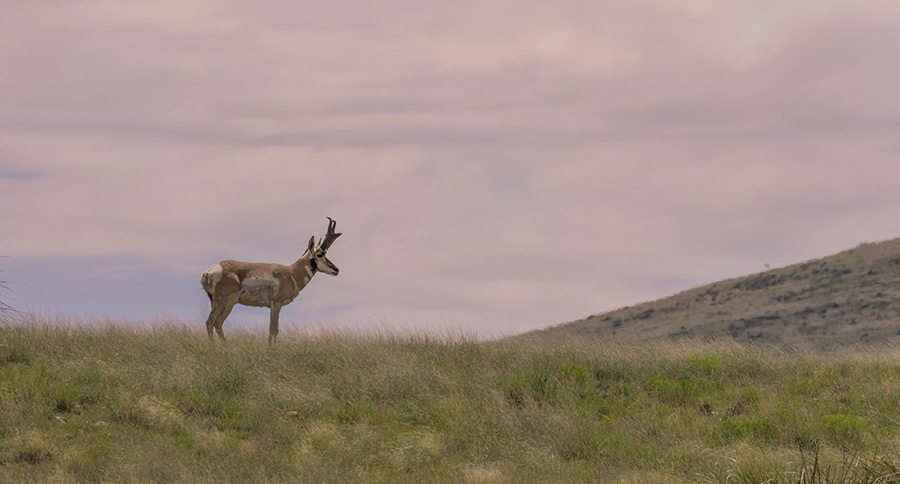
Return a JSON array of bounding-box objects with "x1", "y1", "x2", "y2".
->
[{"x1": 201, "y1": 217, "x2": 342, "y2": 343}]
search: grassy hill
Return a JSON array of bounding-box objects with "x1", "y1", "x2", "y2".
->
[
  {"x1": 524, "y1": 238, "x2": 900, "y2": 348},
  {"x1": 0, "y1": 324, "x2": 898, "y2": 482}
]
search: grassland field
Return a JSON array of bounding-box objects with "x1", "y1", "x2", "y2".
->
[{"x1": 0, "y1": 320, "x2": 898, "y2": 483}]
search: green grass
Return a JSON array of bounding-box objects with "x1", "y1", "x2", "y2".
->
[{"x1": 0, "y1": 323, "x2": 898, "y2": 483}]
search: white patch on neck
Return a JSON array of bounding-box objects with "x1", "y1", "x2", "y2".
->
[
  {"x1": 305, "y1": 265, "x2": 314, "y2": 277},
  {"x1": 303, "y1": 276, "x2": 310, "y2": 285}
]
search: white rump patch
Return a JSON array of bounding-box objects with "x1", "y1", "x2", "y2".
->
[{"x1": 201, "y1": 263, "x2": 224, "y2": 296}]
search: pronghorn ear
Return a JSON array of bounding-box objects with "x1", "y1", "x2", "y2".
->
[{"x1": 307, "y1": 236, "x2": 316, "y2": 252}]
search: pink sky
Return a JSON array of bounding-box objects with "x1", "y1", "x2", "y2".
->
[{"x1": 2, "y1": 1, "x2": 899, "y2": 336}]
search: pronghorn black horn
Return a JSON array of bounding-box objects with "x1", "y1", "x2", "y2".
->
[{"x1": 320, "y1": 217, "x2": 342, "y2": 251}]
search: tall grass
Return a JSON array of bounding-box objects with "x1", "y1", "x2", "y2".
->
[{"x1": 0, "y1": 322, "x2": 898, "y2": 483}]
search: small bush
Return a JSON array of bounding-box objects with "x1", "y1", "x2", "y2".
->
[
  {"x1": 738, "y1": 386, "x2": 761, "y2": 406},
  {"x1": 524, "y1": 369, "x2": 561, "y2": 405},
  {"x1": 502, "y1": 377, "x2": 527, "y2": 408},
  {"x1": 824, "y1": 414, "x2": 867, "y2": 448},
  {"x1": 683, "y1": 354, "x2": 723, "y2": 376},
  {"x1": 721, "y1": 417, "x2": 778, "y2": 443},
  {"x1": 503, "y1": 360, "x2": 601, "y2": 408},
  {"x1": 648, "y1": 376, "x2": 714, "y2": 406}
]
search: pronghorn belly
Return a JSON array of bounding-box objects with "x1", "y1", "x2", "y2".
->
[{"x1": 238, "y1": 276, "x2": 280, "y2": 307}]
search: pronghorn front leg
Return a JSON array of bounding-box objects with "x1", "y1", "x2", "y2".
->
[{"x1": 269, "y1": 303, "x2": 282, "y2": 344}]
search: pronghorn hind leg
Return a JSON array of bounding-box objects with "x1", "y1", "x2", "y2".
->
[
  {"x1": 205, "y1": 307, "x2": 217, "y2": 340},
  {"x1": 268, "y1": 303, "x2": 282, "y2": 345},
  {"x1": 214, "y1": 294, "x2": 239, "y2": 341},
  {"x1": 210, "y1": 276, "x2": 240, "y2": 342},
  {"x1": 203, "y1": 290, "x2": 219, "y2": 339}
]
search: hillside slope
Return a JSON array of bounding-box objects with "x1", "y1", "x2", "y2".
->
[{"x1": 526, "y1": 238, "x2": 900, "y2": 347}]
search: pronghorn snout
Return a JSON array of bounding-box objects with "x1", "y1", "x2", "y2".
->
[{"x1": 323, "y1": 259, "x2": 340, "y2": 276}]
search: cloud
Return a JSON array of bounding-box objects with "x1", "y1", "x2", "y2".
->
[{"x1": 2, "y1": 1, "x2": 899, "y2": 335}]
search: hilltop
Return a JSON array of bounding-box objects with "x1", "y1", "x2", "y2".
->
[{"x1": 524, "y1": 238, "x2": 900, "y2": 348}]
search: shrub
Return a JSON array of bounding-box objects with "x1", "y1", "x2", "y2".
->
[
  {"x1": 824, "y1": 414, "x2": 867, "y2": 449},
  {"x1": 738, "y1": 386, "x2": 761, "y2": 406},
  {"x1": 503, "y1": 360, "x2": 601, "y2": 408},
  {"x1": 720, "y1": 418, "x2": 778, "y2": 443},
  {"x1": 648, "y1": 376, "x2": 714, "y2": 406},
  {"x1": 683, "y1": 354, "x2": 723, "y2": 376}
]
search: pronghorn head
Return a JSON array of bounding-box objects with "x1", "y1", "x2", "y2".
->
[{"x1": 307, "y1": 217, "x2": 342, "y2": 276}]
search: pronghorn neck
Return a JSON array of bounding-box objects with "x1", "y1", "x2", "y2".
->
[{"x1": 291, "y1": 253, "x2": 317, "y2": 285}]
